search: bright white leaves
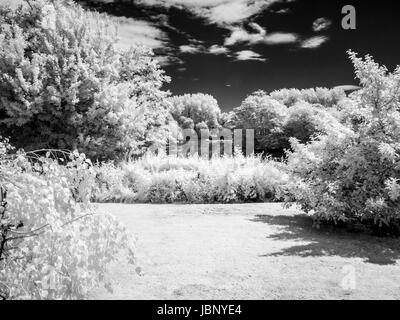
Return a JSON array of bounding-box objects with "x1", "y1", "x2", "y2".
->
[
  {"x1": 0, "y1": 0, "x2": 171, "y2": 161},
  {"x1": 284, "y1": 51, "x2": 400, "y2": 228},
  {"x1": 0, "y1": 150, "x2": 136, "y2": 299}
]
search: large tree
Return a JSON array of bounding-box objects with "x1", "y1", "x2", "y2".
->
[{"x1": 0, "y1": 0, "x2": 171, "y2": 160}]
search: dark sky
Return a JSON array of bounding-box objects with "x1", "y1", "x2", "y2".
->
[{"x1": 77, "y1": 0, "x2": 400, "y2": 112}]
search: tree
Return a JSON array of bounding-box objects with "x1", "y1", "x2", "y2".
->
[
  {"x1": 0, "y1": 0, "x2": 171, "y2": 161},
  {"x1": 270, "y1": 87, "x2": 346, "y2": 108},
  {"x1": 231, "y1": 90, "x2": 288, "y2": 153},
  {"x1": 282, "y1": 101, "x2": 342, "y2": 149},
  {"x1": 169, "y1": 93, "x2": 222, "y2": 131},
  {"x1": 269, "y1": 88, "x2": 302, "y2": 107}
]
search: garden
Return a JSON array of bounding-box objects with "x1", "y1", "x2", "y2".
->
[{"x1": 1, "y1": 0, "x2": 400, "y2": 300}]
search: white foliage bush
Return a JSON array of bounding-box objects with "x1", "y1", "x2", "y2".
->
[
  {"x1": 283, "y1": 51, "x2": 400, "y2": 231},
  {"x1": 0, "y1": 143, "x2": 136, "y2": 299}
]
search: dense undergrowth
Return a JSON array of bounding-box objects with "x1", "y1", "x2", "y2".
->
[
  {"x1": 91, "y1": 154, "x2": 289, "y2": 204},
  {"x1": 0, "y1": 141, "x2": 136, "y2": 300}
]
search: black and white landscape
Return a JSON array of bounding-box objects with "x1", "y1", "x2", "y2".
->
[{"x1": 1, "y1": 0, "x2": 400, "y2": 301}]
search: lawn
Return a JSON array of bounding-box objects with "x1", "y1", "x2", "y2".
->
[{"x1": 90, "y1": 203, "x2": 400, "y2": 300}]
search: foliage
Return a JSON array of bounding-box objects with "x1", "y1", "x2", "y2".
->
[
  {"x1": 0, "y1": 0, "x2": 171, "y2": 161},
  {"x1": 282, "y1": 101, "x2": 343, "y2": 149},
  {"x1": 169, "y1": 93, "x2": 222, "y2": 131},
  {"x1": 0, "y1": 144, "x2": 136, "y2": 299},
  {"x1": 229, "y1": 90, "x2": 343, "y2": 155},
  {"x1": 283, "y1": 51, "x2": 400, "y2": 230},
  {"x1": 92, "y1": 153, "x2": 289, "y2": 204},
  {"x1": 230, "y1": 90, "x2": 288, "y2": 152},
  {"x1": 270, "y1": 87, "x2": 346, "y2": 108}
]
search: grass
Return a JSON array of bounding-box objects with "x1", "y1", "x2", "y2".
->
[{"x1": 90, "y1": 203, "x2": 400, "y2": 300}]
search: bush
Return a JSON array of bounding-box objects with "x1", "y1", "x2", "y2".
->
[
  {"x1": 92, "y1": 161, "x2": 136, "y2": 203},
  {"x1": 283, "y1": 51, "x2": 400, "y2": 231},
  {"x1": 0, "y1": 144, "x2": 136, "y2": 299},
  {"x1": 145, "y1": 171, "x2": 187, "y2": 203},
  {"x1": 91, "y1": 154, "x2": 290, "y2": 204}
]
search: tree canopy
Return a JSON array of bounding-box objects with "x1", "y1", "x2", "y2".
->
[
  {"x1": 169, "y1": 93, "x2": 222, "y2": 131},
  {"x1": 0, "y1": 0, "x2": 171, "y2": 160}
]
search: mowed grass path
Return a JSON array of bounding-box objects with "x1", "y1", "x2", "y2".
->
[{"x1": 90, "y1": 203, "x2": 400, "y2": 300}]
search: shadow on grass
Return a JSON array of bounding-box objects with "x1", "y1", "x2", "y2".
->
[{"x1": 251, "y1": 214, "x2": 400, "y2": 265}]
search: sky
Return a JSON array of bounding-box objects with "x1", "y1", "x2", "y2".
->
[{"x1": 3, "y1": 0, "x2": 400, "y2": 111}]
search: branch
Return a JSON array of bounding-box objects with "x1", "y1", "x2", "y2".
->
[
  {"x1": 8, "y1": 224, "x2": 50, "y2": 236},
  {"x1": 26, "y1": 149, "x2": 72, "y2": 158},
  {"x1": 61, "y1": 213, "x2": 93, "y2": 227},
  {"x1": 6, "y1": 233, "x2": 46, "y2": 242},
  {"x1": 7, "y1": 214, "x2": 93, "y2": 242},
  {"x1": 0, "y1": 281, "x2": 10, "y2": 300},
  {"x1": 0, "y1": 174, "x2": 23, "y2": 189},
  {"x1": 24, "y1": 0, "x2": 33, "y2": 9}
]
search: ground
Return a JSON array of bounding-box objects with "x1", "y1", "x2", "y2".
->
[{"x1": 90, "y1": 203, "x2": 400, "y2": 300}]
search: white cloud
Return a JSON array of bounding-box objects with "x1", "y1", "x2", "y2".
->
[
  {"x1": 114, "y1": 18, "x2": 185, "y2": 66},
  {"x1": 235, "y1": 50, "x2": 266, "y2": 62},
  {"x1": 179, "y1": 44, "x2": 204, "y2": 54},
  {"x1": 264, "y1": 32, "x2": 298, "y2": 45},
  {"x1": 312, "y1": 17, "x2": 332, "y2": 32},
  {"x1": 155, "y1": 55, "x2": 184, "y2": 66},
  {"x1": 204, "y1": 0, "x2": 269, "y2": 25},
  {"x1": 115, "y1": 17, "x2": 168, "y2": 51},
  {"x1": 225, "y1": 23, "x2": 298, "y2": 46},
  {"x1": 179, "y1": 43, "x2": 230, "y2": 56},
  {"x1": 300, "y1": 35, "x2": 329, "y2": 49},
  {"x1": 137, "y1": 0, "x2": 285, "y2": 26},
  {"x1": 208, "y1": 44, "x2": 229, "y2": 55},
  {"x1": 276, "y1": 8, "x2": 290, "y2": 14},
  {"x1": 225, "y1": 22, "x2": 266, "y2": 45}
]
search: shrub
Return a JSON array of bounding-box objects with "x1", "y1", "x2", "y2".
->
[
  {"x1": 92, "y1": 161, "x2": 136, "y2": 203},
  {"x1": 91, "y1": 154, "x2": 289, "y2": 204},
  {"x1": 0, "y1": 145, "x2": 136, "y2": 299},
  {"x1": 145, "y1": 171, "x2": 187, "y2": 203},
  {"x1": 284, "y1": 51, "x2": 400, "y2": 231}
]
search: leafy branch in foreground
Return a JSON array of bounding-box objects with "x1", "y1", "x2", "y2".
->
[{"x1": 0, "y1": 142, "x2": 137, "y2": 299}]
